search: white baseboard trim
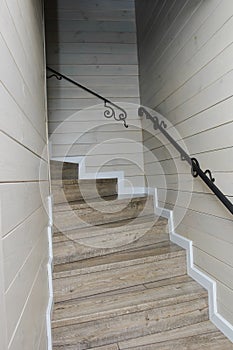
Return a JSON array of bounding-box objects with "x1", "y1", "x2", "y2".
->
[
  {"x1": 46, "y1": 196, "x2": 53, "y2": 350},
  {"x1": 147, "y1": 187, "x2": 233, "y2": 343}
]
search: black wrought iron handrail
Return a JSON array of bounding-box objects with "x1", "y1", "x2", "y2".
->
[
  {"x1": 138, "y1": 106, "x2": 233, "y2": 215},
  {"x1": 46, "y1": 66, "x2": 128, "y2": 128}
]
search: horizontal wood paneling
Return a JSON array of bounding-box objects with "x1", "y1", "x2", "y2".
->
[
  {"x1": 49, "y1": 120, "x2": 142, "y2": 134},
  {"x1": 48, "y1": 86, "x2": 139, "y2": 99},
  {"x1": 0, "y1": 235, "x2": 7, "y2": 349},
  {"x1": 0, "y1": 33, "x2": 45, "y2": 140},
  {"x1": 157, "y1": 189, "x2": 233, "y2": 220},
  {"x1": 46, "y1": 10, "x2": 135, "y2": 22},
  {"x1": 47, "y1": 64, "x2": 138, "y2": 76},
  {"x1": 47, "y1": 98, "x2": 140, "y2": 110},
  {"x1": 218, "y1": 282, "x2": 233, "y2": 324},
  {"x1": 0, "y1": 132, "x2": 48, "y2": 182},
  {"x1": 47, "y1": 20, "x2": 136, "y2": 33},
  {"x1": 136, "y1": 0, "x2": 233, "y2": 327},
  {"x1": 48, "y1": 106, "x2": 140, "y2": 123},
  {"x1": 38, "y1": 321, "x2": 48, "y2": 350},
  {"x1": 5, "y1": 231, "x2": 47, "y2": 343},
  {"x1": 50, "y1": 42, "x2": 137, "y2": 54},
  {"x1": 47, "y1": 53, "x2": 138, "y2": 66},
  {"x1": 0, "y1": 182, "x2": 49, "y2": 238},
  {"x1": 51, "y1": 140, "x2": 144, "y2": 157},
  {"x1": 3, "y1": 206, "x2": 48, "y2": 291},
  {"x1": 143, "y1": 2, "x2": 233, "y2": 108},
  {"x1": 176, "y1": 209, "x2": 233, "y2": 245},
  {"x1": 46, "y1": 0, "x2": 135, "y2": 12},
  {"x1": 0, "y1": 0, "x2": 44, "y2": 95},
  {"x1": 194, "y1": 247, "x2": 233, "y2": 290},
  {"x1": 46, "y1": 0, "x2": 144, "y2": 187},
  {"x1": 46, "y1": 31, "x2": 137, "y2": 44},
  {"x1": 144, "y1": 147, "x2": 233, "y2": 173},
  {"x1": 47, "y1": 75, "x2": 139, "y2": 88},
  {"x1": 0, "y1": 0, "x2": 50, "y2": 348},
  {"x1": 0, "y1": 83, "x2": 46, "y2": 157},
  {"x1": 8, "y1": 256, "x2": 49, "y2": 350}
]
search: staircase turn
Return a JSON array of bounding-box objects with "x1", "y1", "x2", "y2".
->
[{"x1": 50, "y1": 160, "x2": 233, "y2": 349}]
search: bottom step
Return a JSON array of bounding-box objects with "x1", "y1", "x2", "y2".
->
[
  {"x1": 118, "y1": 321, "x2": 233, "y2": 350},
  {"x1": 52, "y1": 295, "x2": 209, "y2": 349},
  {"x1": 53, "y1": 320, "x2": 233, "y2": 350}
]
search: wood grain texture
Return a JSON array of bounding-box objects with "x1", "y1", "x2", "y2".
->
[
  {"x1": 52, "y1": 177, "x2": 117, "y2": 204},
  {"x1": 51, "y1": 168, "x2": 232, "y2": 348},
  {"x1": 53, "y1": 195, "x2": 154, "y2": 234},
  {"x1": 119, "y1": 322, "x2": 233, "y2": 349},
  {"x1": 52, "y1": 215, "x2": 168, "y2": 265}
]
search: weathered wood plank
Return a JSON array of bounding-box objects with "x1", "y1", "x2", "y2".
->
[
  {"x1": 53, "y1": 242, "x2": 183, "y2": 278},
  {"x1": 53, "y1": 195, "x2": 154, "y2": 234},
  {"x1": 52, "y1": 298, "x2": 209, "y2": 349},
  {"x1": 53, "y1": 254, "x2": 186, "y2": 303},
  {"x1": 46, "y1": 31, "x2": 137, "y2": 44},
  {"x1": 52, "y1": 178, "x2": 117, "y2": 204},
  {"x1": 118, "y1": 322, "x2": 232, "y2": 349},
  {"x1": 52, "y1": 278, "x2": 206, "y2": 327},
  {"x1": 52, "y1": 222, "x2": 169, "y2": 265}
]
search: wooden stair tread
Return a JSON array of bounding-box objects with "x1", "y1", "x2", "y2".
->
[
  {"x1": 58, "y1": 323, "x2": 233, "y2": 350},
  {"x1": 52, "y1": 297, "x2": 209, "y2": 349},
  {"x1": 53, "y1": 194, "x2": 151, "y2": 212},
  {"x1": 52, "y1": 178, "x2": 118, "y2": 204},
  {"x1": 53, "y1": 253, "x2": 187, "y2": 303},
  {"x1": 52, "y1": 276, "x2": 206, "y2": 328},
  {"x1": 52, "y1": 216, "x2": 169, "y2": 265},
  {"x1": 118, "y1": 321, "x2": 233, "y2": 349},
  {"x1": 53, "y1": 240, "x2": 183, "y2": 277},
  {"x1": 51, "y1": 178, "x2": 118, "y2": 185},
  {"x1": 53, "y1": 214, "x2": 167, "y2": 243},
  {"x1": 50, "y1": 160, "x2": 78, "y2": 180},
  {"x1": 52, "y1": 195, "x2": 154, "y2": 233}
]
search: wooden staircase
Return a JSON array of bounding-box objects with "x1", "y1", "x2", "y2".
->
[{"x1": 50, "y1": 160, "x2": 233, "y2": 349}]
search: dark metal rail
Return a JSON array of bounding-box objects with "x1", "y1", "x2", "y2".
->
[
  {"x1": 138, "y1": 106, "x2": 233, "y2": 215},
  {"x1": 46, "y1": 66, "x2": 128, "y2": 128}
]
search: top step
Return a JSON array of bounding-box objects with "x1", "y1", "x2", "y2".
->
[{"x1": 50, "y1": 160, "x2": 78, "y2": 180}]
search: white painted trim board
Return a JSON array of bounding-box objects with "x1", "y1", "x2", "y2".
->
[
  {"x1": 46, "y1": 195, "x2": 53, "y2": 350},
  {"x1": 148, "y1": 187, "x2": 233, "y2": 343}
]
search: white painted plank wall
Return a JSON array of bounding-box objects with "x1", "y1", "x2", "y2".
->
[
  {"x1": 135, "y1": 0, "x2": 233, "y2": 325},
  {"x1": 0, "y1": 0, "x2": 50, "y2": 349},
  {"x1": 45, "y1": 0, "x2": 145, "y2": 187}
]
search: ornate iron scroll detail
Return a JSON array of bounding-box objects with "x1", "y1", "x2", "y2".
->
[
  {"x1": 139, "y1": 106, "x2": 232, "y2": 215},
  {"x1": 47, "y1": 74, "x2": 62, "y2": 80},
  {"x1": 46, "y1": 66, "x2": 128, "y2": 128},
  {"x1": 204, "y1": 169, "x2": 215, "y2": 182},
  {"x1": 138, "y1": 106, "x2": 167, "y2": 130},
  {"x1": 104, "y1": 101, "x2": 128, "y2": 128},
  {"x1": 191, "y1": 158, "x2": 200, "y2": 178},
  {"x1": 191, "y1": 158, "x2": 215, "y2": 182}
]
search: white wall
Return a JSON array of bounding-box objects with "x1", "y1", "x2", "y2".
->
[
  {"x1": 0, "y1": 0, "x2": 50, "y2": 348},
  {"x1": 136, "y1": 0, "x2": 233, "y2": 325},
  {"x1": 45, "y1": 0, "x2": 145, "y2": 188}
]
